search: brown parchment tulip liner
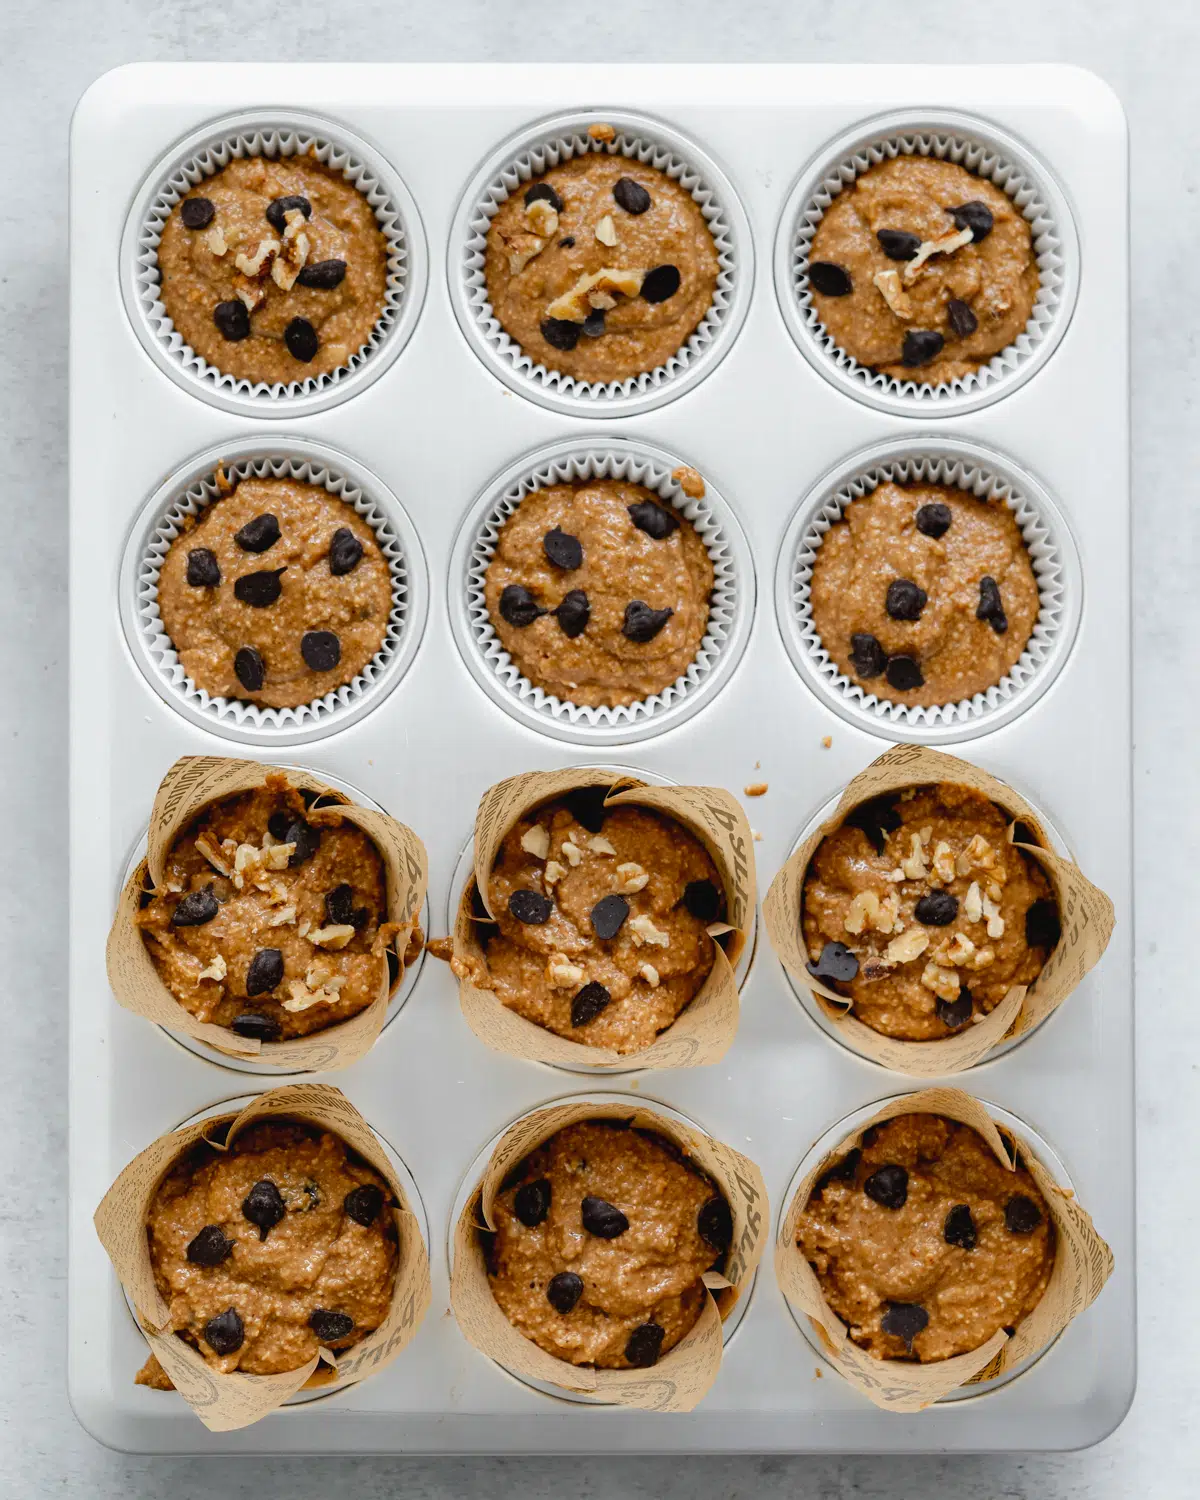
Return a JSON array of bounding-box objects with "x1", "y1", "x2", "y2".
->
[
  {"x1": 106, "y1": 756, "x2": 428, "y2": 1072},
  {"x1": 93, "y1": 1083, "x2": 432, "y2": 1432},
  {"x1": 450, "y1": 1097, "x2": 768, "y2": 1410},
  {"x1": 775, "y1": 1086, "x2": 1113, "y2": 1412},
  {"x1": 450, "y1": 767, "x2": 756, "y2": 1069},
  {"x1": 762, "y1": 744, "x2": 1114, "y2": 1074}
]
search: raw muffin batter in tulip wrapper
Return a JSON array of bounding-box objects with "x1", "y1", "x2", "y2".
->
[
  {"x1": 763, "y1": 744, "x2": 1114, "y2": 1074},
  {"x1": 93, "y1": 1084, "x2": 431, "y2": 1432},
  {"x1": 450, "y1": 1098, "x2": 767, "y2": 1409},
  {"x1": 443, "y1": 767, "x2": 755, "y2": 1069},
  {"x1": 106, "y1": 757, "x2": 427, "y2": 1072},
  {"x1": 775, "y1": 1088, "x2": 1112, "y2": 1412}
]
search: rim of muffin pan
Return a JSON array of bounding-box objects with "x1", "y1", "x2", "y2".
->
[
  {"x1": 115, "y1": 765, "x2": 430, "y2": 1077},
  {"x1": 448, "y1": 108, "x2": 754, "y2": 416},
  {"x1": 773, "y1": 109, "x2": 1080, "y2": 417},
  {"x1": 446, "y1": 1091, "x2": 759, "y2": 1406},
  {"x1": 448, "y1": 436, "x2": 756, "y2": 746},
  {"x1": 778, "y1": 1094, "x2": 1072, "y2": 1401},
  {"x1": 118, "y1": 436, "x2": 429, "y2": 747},
  {"x1": 121, "y1": 108, "x2": 428, "y2": 416},
  {"x1": 774, "y1": 435, "x2": 1083, "y2": 744}
]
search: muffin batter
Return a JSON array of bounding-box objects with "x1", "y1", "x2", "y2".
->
[
  {"x1": 138, "y1": 772, "x2": 400, "y2": 1042},
  {"x1": 802, "y1": 783, "x2": 1059, "y2": 1041},
  {"x1": 140, "y1": 1119, "x2": 397, "y2": 1379},
  {"x1": 487, "y1": 1120, "x2": 729, "y2": 1368},
  {"x1": 797, "y1": 1114, "x2": 1055, "y2": 1361},
  {"x1": 157, "y1": 154, "x2": 389, "y2": 386},
  {"x1": 484, "y1": 153, "x2": 719, "y2": 382},
  {"x1": 807, "y1": 157, "x2": 1039, "y2": 385},
  {"x1": 157, "y1": 475, "x2": 392, "y2": 709},
  {"x1": 479, "y1": 790, "x2": 725, "y2": 1054},
  {"x1": 809, "y1": 481, "x2": 1040, "y2": 707},
  {"x1": 483, "y1": 480, "x2": 713, "y2": 709}
]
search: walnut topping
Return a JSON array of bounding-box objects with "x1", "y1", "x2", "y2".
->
[
  {"x1": 956, "y1": 835, "x2": 997, "y2": 877},
  {"x1": 639, "y1": 963, "x2": 660, "y2": 987},
  {"x1": 595, "y1": 214, "x2": 618, "y2": 246},
  {"x1": 307, "y1": 923, "x2": 356, "y2": 951},
  {"x1": 921, "y1": 961, "x2": 961, "y2": 1002},
  {"x1": 525, "y1": 198, "x2": 559, "y2": 237},
  {"x1": 198, "y1": 953, "x2": 227, "y2": 983},
  {"x1": 271, "y1": 210, "x2": 311, "y2": 290},
  {"x1": 194, "y1": 835, "x2": 233, "y2": 878},
  {"x1": 981, "y1": 892, "x2": 1006, "y2": 940},
  {"x1": 902, "y1": 227, "x2": 974, "y2": 284},
  {"x1": 544, "y1": 860, "x2": 565, "y2": 885},
  {"x1": 588, "y1": 835, "x2": 617, "y2": 856},
  {"x1": 545, "y1": 267, "x2": 644, "y2": 322},
  {"x1": 205, "y1": 225, "x2": 228, "y2": 257},
  {"x1": 883, "y1": 927, "x2": 929, "y2": 966},
  {"x1": 942, "y1": 931, "x2": 976, "y2": 966},
  {"x1": 587, "y1": 289, "x2": 618, "y2": 310},
  {"x1": 547, "y1": 953, "x2": 585, "y2": 987},
  {"x1": 588, "y1": 122, "x2": 617, "y2": 142},
  {"x1": 671, "y1": 465, "x2": 706, "y2": 499},
  {"x1": 267, "y1": 904, "x2": 297, "y2": 928},
  {"x1": 234, "y1": 279, "x2": 269, "y2": 314},
  {"x1": 521, "y1": 825, "x2": 551, "y2": 860},
  {"x1": 283, "y1": 969, "x2": 347, "y2": 1012},
  {"x1": 900, "y1": 834, "x2": 929, "y2": 881},
  {"x1": 931, "y1": 841, "x2": 956, "y2": 885},
  {"x1": 232, "y1": 841, "x2": 295, "y2": 891},
  {"x1": 562, "y1": 840, "x2": 583, "y2": 868},
  {"x1": 844, "y1": 889, "x2": 901, "y2": 937},
  {"x1": 234, "y1": 237, "x2": 281, "y2": 278},
  {"x1": 919, "y1": 826, "x2": 933, "y2": 846},
  {"x1": 971, "y1": 946, "x2": 996, "y2": 970},
  {"x1": 617, "y1": 862, "x2": 649, "y2": 894},
  {"x1": 506, "y1": 233, "x2": 546, "y2": 276},
  {"x1": 964, "y1": 881, "x2": 984, "y2": 924},
  {"x1": 872, "y1": 268, "x2": 913, "y2": 318},
  {"x1": 628, "y1": 914, "x2": 670, "y2": 948}
]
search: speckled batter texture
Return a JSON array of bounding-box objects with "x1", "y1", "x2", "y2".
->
[
  {"x1": 487, "y1": 1121, "x2": 727, "y2": 1367},
  {"x1": 798, "y1": 1114, "x2": 1055, "y2": 1361},
  {"x1": 157, "y1": 155, "x2": 388, "y2": 385},
  {"x1": 141, "y1": 1120, "x2": 397, "y2": 1379},
  {"x1": 808, "y1": 157, "x2": 1039, "y2": 385},
  {"x1": 483, "y1": 480, "x2": 713, "y2": 709},
  {"x1": 478, "y1": 791, "x2": 725, "y2": 1055},
  {"x1": 802, "y1": 783, "x2": 1057, "y2": 1041},
  {"x1": 157, "y1": 476, "x2": 392, "y2": 709},
  {"x1": 484, "y1": 153, "x2": 719, "y2": 382},
  {"x1": 809, "y1": 482, "x2": 1040, "y2": 707}
]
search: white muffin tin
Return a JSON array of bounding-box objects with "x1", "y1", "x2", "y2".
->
[{"x1": 68, "y1": 64, "x2": 1131, "y2": 1455}]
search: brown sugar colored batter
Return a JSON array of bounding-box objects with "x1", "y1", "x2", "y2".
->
[
  {"x1": 483, "y1": 480, "x2": 713, "y2": 709},
  {"x1": 808, "y1": 157, "x2": 1039, "y2": 385},
  {"x1": 802, "y1": 784, "x2": 1059, "y2": 1042},
  {"x1": 798, "y1": 1114, "x2": 1055, "y2": 1362},
  {"x1": 484, "y1": 154, "x2": 719, "y2": 382},
  {"x1": 487, "y1": 1121, "x2": 730, "y2": 1368},
  {"x1": 809, "y1": 482, "x2": 1040, "y2": 708},
  {"x1": 157, "y1": 155, "x2": 388, "y2": 385},
  {"x1": 140, "y1": 1120, "x2": 397, "y2": 1380}
]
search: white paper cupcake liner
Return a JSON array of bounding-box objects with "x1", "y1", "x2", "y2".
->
[
  {"x1": 774, "y1": 111, "x2": 1079, "y2": 416},
  {"x1": 449, "y1": 110, "x2": 753, "y2": 416},
  {"x1": 121, "y1": 110, "x2": 427, "y2": 415},
  {"x1": 774, "y1": 437, "x2": 1082, "y2": 744},
  {"x1": 449, "y1": 438, "x2": 755, "y2": 746},
  {"x1": 119, "y1": 437, "x2": 428, "y2": 747}
]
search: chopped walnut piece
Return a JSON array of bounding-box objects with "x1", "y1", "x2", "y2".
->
[
  {"x1": 282, "y1": 969, "x2": 346, "y2": 1013},
  {"x1": 525, "y1": 198, "x2": 559, "y2": 237},
  {"x1": 587, "y1": 289, "x2": 618, "y2": 310},
  {"x1": 544, "y1": 860, "x2": 565, "y2": 885},
  {"x1": 307, "y1": 923, "x2": 356, "y2": 951},
  {"x1": 521, "y1": 825, "x2": 551, "y2": 860},
  {"x1": 921, "y1": 961, "x2": 961, "y2": 1002},
  {"x1": 956, "y1": 835, "x2": 997, "y2": 876},
  {"x1": 884, "y1": 927, "x2": 929, "y2": 966},
  {"x1": 629, "y1": 914, "x2": 670, "y2": 948},
  {"x1": 944, "y1": 931, "x2": 976, "y2": 966},
  {"x1": 931, "y1": 841, "x2": 956, "y2": 885},
  {"x1": 271, "y1": 213, "x2": 311, "y2": 290},
  {"x1": 872, "y1": 268, "x2": 913, "y2": 319},
  {"x1": 617, "y1": 862, "x2": 650, "y2": 894},
  {"x1": 964, "y1": 881, "x2": 984, "y2": 924},
  {"x1": 639, "y1": 963, "x2": 660, "y2": 987},
  {"x1": 845, "y1": 890, "x2": 899, "y2": 937},
  {"x1": 506, "y1": 233, "x2": 546, "y2": 276},
  {"x1": 198, "y1": 953, "x2": 227, "y2": 983},
  {"x1": 234, "y1": 237, "x2": 280, "y2": 278},
  {"x1": 205, "y1": 225, "x2": 228, "y2": 257},
  {"x1": 671, "y1": 465, "x2": 706, "y2": 499},
  {"x1": 547, "y1": 953, "x2": 585, "y2": 987},
  {"x1": 194, "y1": 835, "x2": 233, "y2": 878},
  {"x1": 545, "y1": 267, "x2": 644, "y2": 322},
  {"x1": 232, "y1": 841, "x2": 295, "y2": 892},
  {"x1": 562, "y1": 840, "x2": 583, "y2": 868},
  {"x1": 902, "y1": 226, "x2": 974, "y2": 285},
  {"x1": 971, "y1": 946, "x2": 996, "y2": 970},
  {"x1": 588, "y1": 122, "x2": 617, "y2": 142},
  {"x1": 234, "y1": 279, "x2": 269, "y2": 314},
  {"x1": 595, "y1": 214, "x2": 618, "y2": 246},
  {"x1": 900, "y1": 834, "x2": 929, "y2": 881},
  {"x1": 267, "y1": 904, "x2": 297, "y2": 927},
  {"x1": 981, "y1": 892, "x2": 1006, "y2": 940},
  {"x1": 588, "y1": 835, "x2": 617, "y2": 856}
]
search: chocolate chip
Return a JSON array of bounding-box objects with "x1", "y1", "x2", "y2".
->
[
  {"x1": 540, "y1": 317, "x2": 581, "y2": 351},
  {"x1": 683, "y1": 879, "x2": 722, "y2": 922},
  {"x1": 943, "y1": 1203, "x2": 977, "y2": 1251},
  {"x1": 815, "y1": 1147, "x2": 861, "y2": 1195},
  {"x1": 309, "y1": 1309, "x2": 355, "y2": 1343},
  {"x1": 1005, "y1": 1195, "x2": 1043, "y2": 1235},
  {"x1": 203, "y1": 1307, "x2": 244, "y2": 1356},
  {"x1": 301, "y1": 630, "x2": 341, "y2": 672},
  {"x1": 582, "y1": 309, "x2": 606, "y2": 337},
  {"x1": 886, "y1": 579, "x2": 928, "y2": 622},
  {"x1": 326, "y1": 526, "x2": 365, "y2": 578},
  {"x1": 546, "y1": 1271, "x2": 584, "y2": 1314},
  {"x1": 864, "y1": 1164, "x2": 908, "y2": 1210},
  {"x1": 234, "y1": 568, "x2": 286, "y2": 608},
  {"x1": 876, "y1": 228, "x2": 922, "y2": 261},
  {"x1": 559, "y1": 236, "x2": 575, "y2": 248},
  {"x1": 849, "y1": 632, "x2": 888, "y2": 679},
  {"x1": 267, "y1": 812, "x2": 290, "y2": 841},
  {"x1": 213, "y1": 300, "x2": 251, "y2": 341},
  {"x1": 613, "y1": 177, "x2": 652, "y2": 214},
  {"x1": 266, "y1": 194, "x2": 312, "y2": 233},
  {"x1": 187, "y1": 548, "x2": 221, "y2": 587},
  {"x1": 641, "y1": 264, "x2": 682, "y2": 303},
  {"x1": 625, "y1": 1322, "x2": 665, "y2": 1367},
  {"x1": 171, "y1": 885, "x2": 219, "y2": 927},
  {"x1": 245, "y1": 948, "x2": 284, "y2": 996},
  {"x1": 806, "y1": 940, "x2": 859, "y2": 984},
  {"x1": 571, "y1": 981, "x2": 611, "y2": 1027},
  {"x1": 628, "y1": 500, "x2": 680, "y2": 540},
  {"x1": 564, "y1": 786, "x2": 610, "y2": 833},
  {"x1": 187, "y1": 1225, "x2": 234, "y2": 1266},
  {"x1": 509, "y1": 889, "x2": 552, "y2": 925},
  {"x1": 234, "y1": 513, "x2": 281, "y2": 554},
  {"x1": 513, "y1": 1177, "x2": 551, "y2": 1228},
  {"x1": 231, "y1": 1012, "x2": 281, "y2": 1042},
  {"x1": 901, "y1": 329, "x2": 945, "y2": 367},
  {"x1": 498, "y1": 583, "x2": 544, "y2": 627},
  {"x1": 915, "y1": 891, "x2": 959, "y2": 927},
  {"x1": 297, "y1": 258, "x2": 347, "y2": 289},
  {"x1": 581, "y1": 1196, "x2": 629, "y2": 1239},
  {"x1": 915, "y1": 502, "x2": 953, "y2": 539},
  {"x1": 241, "y1": 1179, "x2": 286, "y2": 1241},
  {"x1": 285, "y1": 318, "x2": 319, "y2": 362},
  {"x1": 554, "y1": 589, "x2": 590, "y2": 638},
  {"x1": 590, "y1": 894, "x2": 629, "y2": 940},
  {"x1": 622, "y1": 600, "x2": 673, "y2": 642},
  {"x1": 947, "y1": 298, "x2": 979, "y2": 338},
  {"x1": 808, "y1": 261, "x2": 853, "y2": 296},
  {"x1": 881, "y1": 1301, "x2": 928, "y2": 1351},
  {"x1": 344, "y1": 1183, "x2": 385, "y2": 1227},
  {"x1": 524, "y1": 182, "x2": 563, "y2": 213},
  {"x1": 976, "y1": 576, "x2": 1008, "y2": 635},
  {"x1": 936, "y1": 989, "x2": 974, "y2": 1029},
  {"x1": 284, "y1": 819, "x2": 321, "y2": 866},
  {"x1": 181, "y1": 197, "x2": 216, "y2": 230},
  {"x1": 1025, "y1": 899, "x2": 1061, "y2": 950},
  {"x1": 543, "y1": 527, "x2": 583, "y2": 570},
  {"x1": 846, "y1": 795, "x2": 902, "y2": 855},
  {"x1": 698, "y1": 1196, "x2": 733, "y2": 1252},
  {"x1": 885, "y1": 655, "x2": 924, "y2": 691},
  {"x1": 950, "y1": 200, "x2": 994, "y2": 242},
  {"x1": 325, "y1": 884, "x2": 368, "y2": 929}
]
